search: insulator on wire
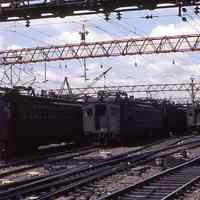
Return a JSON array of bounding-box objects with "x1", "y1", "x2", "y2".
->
[
  {"x1": 104, "y1": 13, "x2": 110, "y2": 21},
  {"x1": 25, "y1": 19, "x2": 30, "y2": 28},
  {"x1": 134, "y1": 62, "x2": 138, "y2": 67},
  {"x1": 142, "y1": 15, "x2": 158, "y2": 19},
  {"x1": 145, "y1": 15, "x2": 153, "y2": 19},
  {"x1": 80, "y1": 33, "x2": 85, "y2": 41},
  {"x1": 182, "y1": 17, "x2": 187, "y2": 21},
  {"x1": 116, "y1": 12, "x2": 122, "y2": 20},
  {"x1": 182, "y1": 7, "x2": 187, "y2": 12},
  {"x1": 79, "y1": 24, "x2": 89, "y2": 42},
  {"x1": 194, "y1": 6, "x2": 200, "y2": 15}
]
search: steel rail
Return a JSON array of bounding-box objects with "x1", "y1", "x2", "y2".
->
[
  {"x1": 1, "y1": 145, "x2": 98, "y2": 168},
  {"x1": 97, "y1": 154, "x2": 200, "y2": 200},
  {"x1": 161, "y1": 176, "x2": 200, "y2": 200},
  {"x1": 33, "y1": 136, "x2": 200, "y2": 199},
  {"x1": 0, "y1": 147, "x2": 98, "y2": 181}
]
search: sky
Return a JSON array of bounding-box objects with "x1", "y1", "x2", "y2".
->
[{"x1": 1, "y1": 5, "x2": 200, "y2": 101}]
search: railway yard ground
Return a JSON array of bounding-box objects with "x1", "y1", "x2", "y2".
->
[{"x1": 1, "y1": 134, "x2": 200, "y2": 199}]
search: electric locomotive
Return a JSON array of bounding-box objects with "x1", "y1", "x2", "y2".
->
[
  {"x1": 0, "y1": 88, "x2": 83, "y2": 158},
  {"x1": 83, "y1": 94, "x2": 188, "y2": 144}
]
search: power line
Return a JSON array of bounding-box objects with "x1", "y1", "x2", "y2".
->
[
  {"x1": 116, "y1": 19, "x2": 148, "y2": 36},
  {"x1": 0, "y1": 29, "x2": 49, "y2": 45},
  {"x1": 88, "y1": 23, "x2": 121, "y2": 38}
]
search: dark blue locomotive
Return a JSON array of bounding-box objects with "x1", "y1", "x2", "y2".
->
[
  {"x1": 0, "y1": 89, "x2": 83, "y2": 158},
  {"x1": 83, "y1": 97, "x2": 187, "y2": 144}
]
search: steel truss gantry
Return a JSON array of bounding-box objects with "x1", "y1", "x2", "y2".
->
[
  {"x1": 45, "y1": 81, "x2": 199, "y2": 104},
  {"x1": 50, "y1": 82, "x2": 200, "y2": 96},
  {"x1": 1, "y1": 34, "x2": 200, "y2": 65}
]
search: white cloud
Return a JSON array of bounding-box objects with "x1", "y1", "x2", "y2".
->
[
  {"x1": 8, "y1": 44, "x2": 21, "y2": 50},
  {"x1": 150, "y1": 19, "x2": 200, "y2": 36},
  {"x1": 51, "y1": 28, "x2": 114, "y2": 45}
]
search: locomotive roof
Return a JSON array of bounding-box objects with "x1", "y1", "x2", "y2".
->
[
  {"x1": 1, "y1": 92, "x2": 82, "y2": 105},
  {"x1": 83, "y1": 101, "x2": 159, "y2": 107}
]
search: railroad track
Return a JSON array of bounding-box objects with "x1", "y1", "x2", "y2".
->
[
  {"x1": 31, "y1": 136, "x2": 200, "y2": 200},
  {"x1": 163, "y1": 175, "x2": 200, "y2": 200},
  {"x1": 0, "y1": 136, "x2": 180, "y2": 186},
  {"x1": 98, "y1": 155, "x2": 200, "y2": 200},
  {"x1": 0, "y1": 135, "x2": 179, "y2": 181},
  {"x1": 0, "y1": 146, "x2": 100, "y2": 181},
  {"x1": 1, "y1": 135, "x2": 200, "y2": 200},
  {"x1": 4, "y1": 134, "x2": 198, "y2": 181},
  {"x1": 0, "y1": 145, "x2": 98, "y2": 169},
  {"x1": 0, "y1": 151, "x2": 153, "y2": 199},
  {"x1": 0, "y1": 134, "x2": 195, "y2": 181}
]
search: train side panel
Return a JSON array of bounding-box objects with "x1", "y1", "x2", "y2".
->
[
  {"x1": 82, "y1": 104, "x2": 96, "y2": 141},
  {"x1": 163, "y1": 104, "x2": 187, "y2": 135},
  {"x1": 187, "y1": 106, "x2": 200, "y2": 132},
  {"x1": 120, "y1": 103, "x2": 163, "y2": 143},
  {"x1": 0, "y1": 94, "x2": 83, "y2": 157},
  {"x1": 0, "y1": 97, "x2": 15, "y2": 158},
  {"x1": 107, "y1": 104, "x2": 120, "y2": 142}
]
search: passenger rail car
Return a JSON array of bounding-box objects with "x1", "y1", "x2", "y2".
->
[{"x1": 0, "y1": 92, "x2": 83, "y2": 158}]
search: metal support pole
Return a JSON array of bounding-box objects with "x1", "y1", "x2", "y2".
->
[
  {"x1": 190, "y1": 77, "x2": 197, "y2": 128},
  {"x1": 191, "y1": 77, "x2": 195, "y2": 105},
  {"x1": 43, "y1": 62, "x2": 48, "y2": 82},
  {"x1": 83, "y1": 58, "x2": 87, "y2": 82},
  {"x1": 10, "y1": 64, "x2": 13, "y2": 87},
  {"x1": 80, "y1": 24, "x2": 89, "y2": 82}
]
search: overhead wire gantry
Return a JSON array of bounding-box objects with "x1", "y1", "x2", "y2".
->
[
  {"x1": 47, "y1": 80, "x2": 200, "y2": 104},
  {"x1": 1, "y1": 33, "x2": 200, "y2": 65}
]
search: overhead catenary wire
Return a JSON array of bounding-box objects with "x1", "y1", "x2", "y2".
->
[
  {"x1": 0, "y1": 29, "x2": 50, "y2": 46},
  {"x1": 111, "y1": 18, "x2": 148, "y2": 37}
]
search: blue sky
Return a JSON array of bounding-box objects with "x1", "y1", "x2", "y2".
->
[{"x1": 0, "y1": 6, "x2": 200, "y2": 100}]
